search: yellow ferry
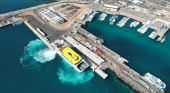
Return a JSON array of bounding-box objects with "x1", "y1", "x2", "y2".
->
[{"x1": 57, "y1": 45, "x2": 89, "y2": 72}]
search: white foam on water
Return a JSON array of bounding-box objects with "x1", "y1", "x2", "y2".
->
[
  {"x1": 33, "y1": 48, "x2": 57, "y2": 63},
  {"x1": 20, "y1": 39, "x2": 94, "y2": 85},
  {"x1": 57, "y1": 60, "x2": 94, "y2": 85},
  {"x1": 20, "y1": 39, "x2": 56, "y2": 64}
]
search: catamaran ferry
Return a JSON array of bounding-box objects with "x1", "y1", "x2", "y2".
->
[
  {"x1": 144, "y1": 72, "x2": 166, "y2": 89},
  {"x1": 56, "y1": 41, "x2": 89, "y2": 72}
]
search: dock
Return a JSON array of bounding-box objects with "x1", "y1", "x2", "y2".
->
[
  {"x1": 0, "y1": 17, "x2": 23, "y2": 27},
  {"x1": 63, "y1": 26, "x2": 164, "y2": 93},
  {"x1": 63, "y1": 36, "x2": 108, "y2": 79},
  {"x1": 24, "y1": 21, "x2": 54, "y2": 50},
  {"x1": 0, "y1": 1, "x2": 168, "y2": 93},
  {"x1": 147, "y1": 19, "x2": 169, "y2": 41}
]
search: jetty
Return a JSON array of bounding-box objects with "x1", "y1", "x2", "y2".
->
[
  {"x1": 147, "y1": 19, "x2": 169, "y2": 42},
  {"x1": 117, "y1": 17, "x2": 130, "y2": 27},
  {"x1": 0, "y1": 1, "x2": 168, "y2": 93},
  {"x1": 130, "y1": 21, "x2": 140, "y2": 27},
  {"x1": 99, "y1": 13, "x2": 107, "y2": 21},
  {"x1": 137, "y1": 25, "x2": 149, "y2": 34},
  {"x1": 109, "y1": 15, "x2": 117, "y2": 25}
]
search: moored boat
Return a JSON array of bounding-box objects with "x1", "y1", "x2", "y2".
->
[
  {"x1": 56, "y1": 40, "x2": 89, "y2": 72},
  {"x1": 144, "y1": 72, "x2": 166, "y2": 89}
]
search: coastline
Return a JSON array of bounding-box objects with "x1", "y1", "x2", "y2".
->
[{"x1": 0, "y1": 0, "x2": 170, "y2": 93}]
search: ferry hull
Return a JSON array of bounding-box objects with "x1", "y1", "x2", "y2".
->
[{"x1": 57, "y1": 50, "x2": 82, "y2": 72}]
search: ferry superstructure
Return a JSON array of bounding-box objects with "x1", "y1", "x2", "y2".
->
[
  {"x1": 144, "y1": 72, "x2": 166, "y2": 89},
  {"x1": 56, "y1": 41, "x2": 89, "y2": 72}
]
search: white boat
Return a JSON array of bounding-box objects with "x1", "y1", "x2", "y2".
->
[
  {"x1": 56, "y1": 40, "x2": 89, "y2": 72},
  {"x1": 133, "y1": 21, "x2": 139, "y2": 27},
  {"x1": 88, "y1": 12, "x2": 96, "y2": 22},
  {"x1": 161, "y1": 36, "x2": 166, "y2": 43},
  {"x1": 130, "y1": 21, "x2": 136, "y2": 27},
  {"x1": 137, "y1": 25, "x2": 148, "y2": 34},
  {"x1": 99, "y1": 13, "x2": 107, "y2": 21},
  {"x1": 110, "y1": 19, "x2": 116, "y2": 25},
  {"x1": 109, "y1": 16, "x2": 114, "y2": 21},
  {"x1": 144, "y1": 72, "x2": 166, "y2": 89},
  {"x1": 148, "y1": 31, "x2": 156, "y2": 39},
  {"x1": 117, "y1": 17, "x2": 130, "y2": 27},
  {"x1": 37, "y1": 28, "x2": 46, "y2": 37}
]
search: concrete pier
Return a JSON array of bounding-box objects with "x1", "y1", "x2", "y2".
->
[
  {"x1": 65, "y1": 28, "x2": 164, "y2": 93},
  {"x1": 24, "y1": 21, "x2": 54, "y2": 50},
  {"x1": 63, "y1": 35, "x2": 108, "y2": 79},
  {"x1": 0, "y1": 17, "x2": 23, "y2": 27},
  {"x1": 0, "y1": 1, "x2": 168, "y2": 93}
]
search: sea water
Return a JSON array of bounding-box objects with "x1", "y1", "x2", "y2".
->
[
  {"x1": 1, "y1": 1, "x2": 169, "y2": 93},
  {"x1": 0, "y1": 2, "x2": 135, "y2": 93},
  {"x1": 82, "y1": 12, "x2": 170, "y2": 93}
]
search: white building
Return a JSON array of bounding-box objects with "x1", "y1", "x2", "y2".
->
[{"x1": 40, "y1": 9, "x2": 64, "y2": 25}]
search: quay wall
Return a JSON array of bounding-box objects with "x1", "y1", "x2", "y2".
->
[
  {"x1": 74, "y1": 28, "x2": 163, "y2": 93},
  {"x1": 24, "y1": 21, "x2": 54, "y2": 50},
  {"x1": 0, "y1": 1, "x2": 90, "y2": 18}
]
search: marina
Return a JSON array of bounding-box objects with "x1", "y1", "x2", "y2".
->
[
  {"x1": 86, "y1": 11, "x2": 97, "y2": 22},
  {"x1": 137, "y1": 25, "x2": 149, "y2": 34},
  {"x1": 149, "y1": 31, "x2": 156, "y2": 39},
  {"x1": 0, "y1": 1, "x2": 170, "y2": 93},
  {"x1": 117, "y1": 17, "x2": 130, "y2": 27},
  {"x1": 98, "y1": 13, "x2": 107, "y2": 21},
  {"x1": 130, "y1": 21, "x2": 140, "y2": 27},
  {"x1": 109, "y1": 15, "x2": 117, "y2": 26}
]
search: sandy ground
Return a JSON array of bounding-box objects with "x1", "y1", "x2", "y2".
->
[{"x1": 56, "y1": 4, "x2": 89, "y2": 30}]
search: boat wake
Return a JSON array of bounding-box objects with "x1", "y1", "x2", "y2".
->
[
  {"x1": 20, "y1": 39, "x2": 56, "y2": 63},
  {"x1": 57, "y1": 60, "x2": 94, "y2": 85},
  {"x1": 20, "y1": 39, "x2": 94, "y2": 84},
  {"x1": 20, "y1": 39, "x2": 57, "y2": 74}
]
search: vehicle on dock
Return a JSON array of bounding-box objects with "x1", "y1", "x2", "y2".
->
[{"x1": 36, "y1": 28, "x2": 46, "y2": 37}]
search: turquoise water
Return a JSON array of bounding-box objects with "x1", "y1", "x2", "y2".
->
[
  {"x1": 0, "y1": 0, "x2": 52, "y2": 14},
  {"x1": 0, "y1": 24, "x2": 135, "y2": 93},
  {"x1": 0, "y1": 1, "x2": 169, "y2": 93},
  {"x1": 0, "y1": 1, "x2": 135, "y2": 92},
  {"x1": 82, "y1": 12, "x2": 170, "y2": 92}
]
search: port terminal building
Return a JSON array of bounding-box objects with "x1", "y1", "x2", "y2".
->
[{"x1": 39, "y1": 9, "x2": 64, "y2": 25}]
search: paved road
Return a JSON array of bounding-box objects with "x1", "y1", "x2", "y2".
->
[{"x1": 25, "y1": 15, "x2": 67, "y2": 42}]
